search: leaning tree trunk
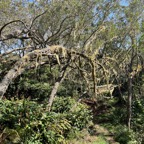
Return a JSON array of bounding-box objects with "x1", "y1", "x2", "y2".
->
[
  {"x1": 0, "y1": 67, "x2": 25, "y2": 99},
  {"x1": 0, "y1": 61, "x2": 46, "y2": 99},
  {"x1": 0, "y1": 47, "x2": 51, "y2": 99},
  {"x1": 0, "y1": 46, "x2": 65, "y2": 98},
  {"x1": 47, "y1": 59, "x2": 72, "y2": 112},
  {"x1": 0, "y1": 45, "x2": 94, "y2": 99}
]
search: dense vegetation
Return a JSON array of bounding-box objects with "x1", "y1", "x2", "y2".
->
[{"x1": 0, "y1": 0, "x2": 144, "y2": 143}]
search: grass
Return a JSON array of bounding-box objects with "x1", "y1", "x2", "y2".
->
[
  {"x1": 66, "y1": 125, "x2": 119, "y2": 144},
  {"x1": 67, "y1": 135, "x2": 108, "y2": 144}
]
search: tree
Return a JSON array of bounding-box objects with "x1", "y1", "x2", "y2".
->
[{"x1": 0, "y1": 0, "x2": 144, "y2": 118}]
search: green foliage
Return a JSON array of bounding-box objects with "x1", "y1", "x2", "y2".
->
[
  {"x1": 0, "y1": 127, "x2": 21, "y2": 144},
  {"x1": 0, "y1": 99, "x2": 69, "y2": 143},
  {"x1": 114, "y1": 125, "x2": 137, "y2": 144},
  {"x1": 111, "y1": 106, "x2": 127, "y2": 124},
  {"x1": 6, "y1": 66, "x2": 54, "y2": 100},
  {"x1": 52, "y1": 97, "x2": 76, "y2": 113},
  {"x1": 0, "y1": 97, "x2": 92, "y2": 143},
  {"x1": 97, "y1": 98, "x2": 144, "y2": 143},
  {"x1": 131, "y1": 99, "x2": 144, "y2": 143},
  {"x1": 93, "y1": 136, "x2": 108, "y2": 144},
  {"x1": 95, "y1": 99, "x2": 127, "y2": 125},
  {"x1": 52, "y1": 97, "x2": 92, "y2": 130},
  {"x1": 67, "y1": 103, "x2": 92, "y2": 130},
  {"x1": 132, "y1": 99, "x2": 144, "y2": 123},
  {"x1": 0, "y1": 0, "x2": 144, "y2": 143}
]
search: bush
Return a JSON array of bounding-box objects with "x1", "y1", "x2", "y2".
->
[
  {"x1": 114, "y1": 125, "x2": 137, "y2": 144},
  {"x1": 0, "y1": 99, "x2": 71, "y2": 143},
  {"x1": 52, "y1": 97, "x2": 92, "y2": 130},
  {"x1": 0, "y1": 97, "x2": 92, "y2": 143}
]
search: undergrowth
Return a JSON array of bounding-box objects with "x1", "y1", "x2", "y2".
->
[{"x1": 0, "y1": 97, "x2": 92, "y2": 144}]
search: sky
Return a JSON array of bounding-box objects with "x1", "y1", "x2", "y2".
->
[{"x1": 119, "y1": 0, "x2": 129, "y2": 6}]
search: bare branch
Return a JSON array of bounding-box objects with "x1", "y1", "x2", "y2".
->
[
  {"x1": 45, "y1": 15, "x2": 76, "y2": 43},
  {"x1": 0, "y1": 46, "x2": 33, "y2": 57},
  {"x1": 29, "y1": 10, "x2": 48, "y2": 30},
  {"x1": 0, "y1": 20, "x2": 28, "y2": 37}
]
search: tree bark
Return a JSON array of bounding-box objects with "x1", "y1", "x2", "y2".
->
[
  {"x1": 0, "y1": 46, "x2": 58, "y2": 98},
  {"x1": 127, "y1": 76, "x2": 132, "y2": 130},
  {"x1": 0, "y1": 61, "x2": 48, "y2": 99},
  {"x1": 0, "y1": 66, "x2": 25, "y2": 99},
  {"x1": 47, "y1": 61, "x2": 71, "y2": 112},
  {"x1": 0, "y1": 47, "x2": 49, "y2": 98}
]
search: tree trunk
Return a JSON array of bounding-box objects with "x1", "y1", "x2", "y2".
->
[
  {"x1": 127, "y1": 35, "x2": 134, "y2": 130},
  {"x1": 127, "y1": 76, "x2": 132, "y2": 130},
  {"x1": 0, "y1": 61, "x2": 46, "y2": 99},
  {"x1": 0, "y1": 45, "x2": 91, "y2": 99},
  {"x1": 47, "y1": 63, "x2": 71, "y2": 112},
  {"x1": 0, "y1": 47, "x2": 50, "y2": 99},
  {"x1": 0, "y1": 67, "x2": 25, "y2": 99}
]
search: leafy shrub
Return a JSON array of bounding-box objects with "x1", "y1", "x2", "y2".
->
[
  {"x1": 66, "y1": 103, "x2": 92, "y2": 130},
  {"x1": 52, "y1": 97, "x2": 92, "y2": 130},
  {"x1": 6, "y1": 67, "x2": 53, "y2": 100},
  {"x1": 51, "y1": 97, "x2": 76, "y2": 113},
  {"x1": 111, "y1": 107, "x2": 127, "y2": 124},
  {"x1": 0, "y1": 99, "x2": 70, "y2": 143},
  {"x1": 114, "y1": 125, "x2": 137, "y2": 144},
  {"x1": 0, "y1": 97, "x2": 92, "y2": 143},
  {"x1": 131, "y1": 99, "x2": 144, "y2": 143}
]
